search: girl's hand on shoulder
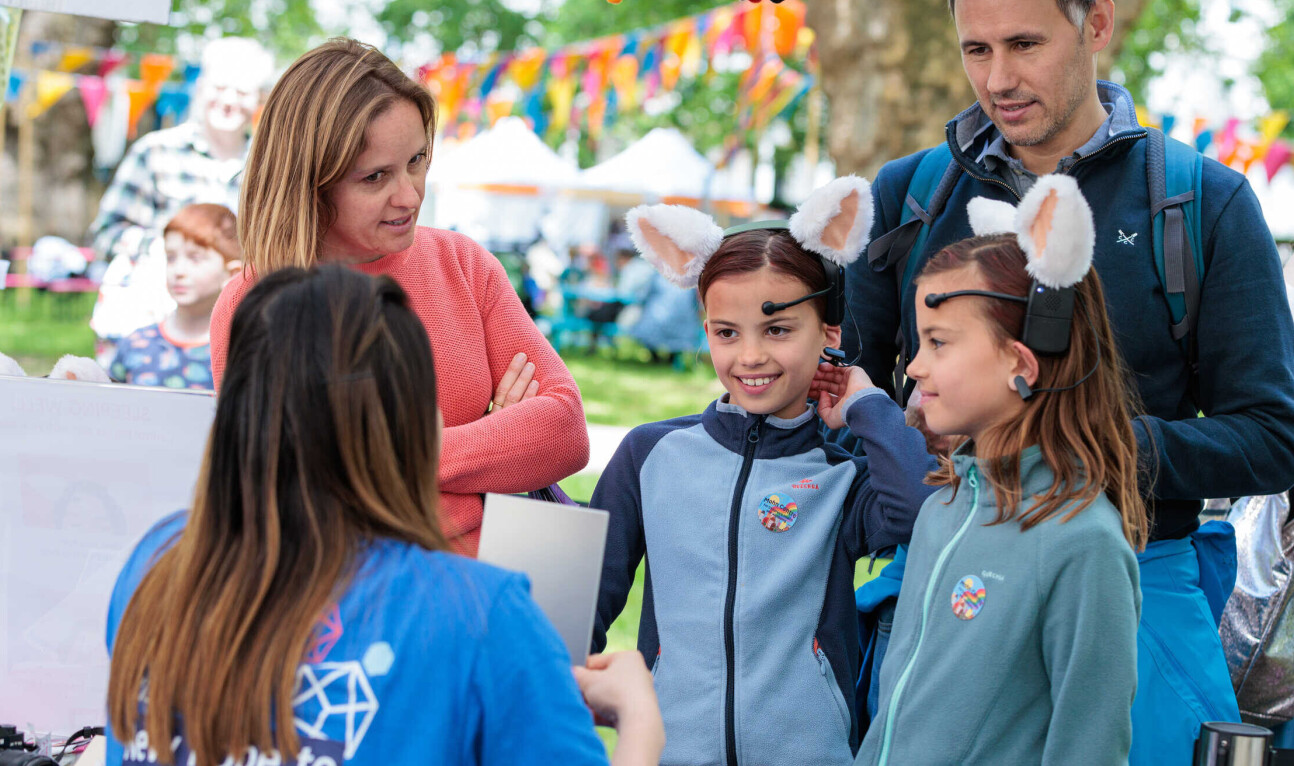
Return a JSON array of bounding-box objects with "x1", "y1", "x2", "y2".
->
[
  {"x1": 491, "y1": 352, "x2": 539, "y2": 411},
  {"x1": 813, "y1": 362, "x2": 876, "y2": 431}
]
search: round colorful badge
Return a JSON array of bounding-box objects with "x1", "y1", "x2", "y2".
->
[
  {"x1": 951, "y1": 575, "x2": 987, "y2": 620},
  {"x1": 757, "y1": 493, "x2": 798, "y2": 532}
]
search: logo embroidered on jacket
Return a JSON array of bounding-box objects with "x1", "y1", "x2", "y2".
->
[
  {"x1": 1117, "y1": 230, "x2": 1139, "y2": 246},
  {"x1": 757, "y1": 492, "x2": 799, "y2": 532},
  {"x1": 951, "y1": 575, "x2": 987, "y2": 620},
  {"x1": 792, "y1": 479, "x2": 819, "y2": 490}
]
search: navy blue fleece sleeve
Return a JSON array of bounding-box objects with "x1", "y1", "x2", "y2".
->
[
  {"x1": 1133, "y1": 174, "x2": 1294, "y2": 503},
  {"x1": 589, "y1": 431, "x2": 648, "y2": 653},
  {"x1": 838, "y1": 389, "x2": 938, "y2": 558}
]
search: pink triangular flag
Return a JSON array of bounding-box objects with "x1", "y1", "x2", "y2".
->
[
  {"x1": 78, "y1": 76, "x2": 108, "y2": 128},
  {"x1": 1265, "y1": 140, "x2": 1292, "y2": 183},
  {"x1": 98, "y1": 49, "x2": 128, "y2": 78}
]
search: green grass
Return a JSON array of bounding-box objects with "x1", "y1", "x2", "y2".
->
[
  {"x1": 0, "y1": 290, "x2": 97, "y2": 375},
  {"x1": 559, "y1": 346, "x2": 725, "y2": 428}
]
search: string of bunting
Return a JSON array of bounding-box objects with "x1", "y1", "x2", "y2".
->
[
  {"x1": 1138, "y1": 107, "x2": 1293, "y2": 182},
  {"x1": 7, "y1": 63, "x2": 199, "y2": 136},
  {"x1": 416, "y1": 0, "x2": 814, "y2": 150}
]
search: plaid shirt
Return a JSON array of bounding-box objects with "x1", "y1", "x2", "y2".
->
[{"x1": 87, "y1": 121, "x2": 246, "y2": 264}]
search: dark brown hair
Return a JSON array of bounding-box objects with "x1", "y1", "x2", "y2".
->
[
  {"x1": 696, "y1": 229, "x2": 832, "y2": 322},
  {"x1": 949, "y1": 0, "x2": 1094, "y2": 26},
  {"x1": 108, "y1": 265, "x2": 446, "y2": 764},
  {"x1": 917, "y1": 234, "x2": 1149, "y2": 550}
]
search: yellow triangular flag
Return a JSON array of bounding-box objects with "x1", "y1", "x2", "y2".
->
[
  {"x1": 58, "y1": 46, "x2": 94, "y2": 73},
  {"x1": 27, "y1": 70, "x2": 75, "y2": 118}
]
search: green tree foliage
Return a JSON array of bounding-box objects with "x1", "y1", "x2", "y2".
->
[
  {"x1": 376, "y1": 0, "x2": 538, "y2": 61},
  {"x1": 1254, "y1": 0, "x2": 1294, "y2": 138},
  {"x1": 1111, "y1": 0, "x2": 1205, "y2": 103},
  {"x1": 114, "y1": 0, "x2": 323, "y2": 62}
]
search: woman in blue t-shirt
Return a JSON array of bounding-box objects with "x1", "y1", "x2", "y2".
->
[{"x1": 105, "y1": 265, "x2": 663, "y2": 766}]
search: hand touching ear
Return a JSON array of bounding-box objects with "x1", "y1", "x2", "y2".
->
[{"x1": 812, "y1": 362, "x2": 877, "y2": 430}]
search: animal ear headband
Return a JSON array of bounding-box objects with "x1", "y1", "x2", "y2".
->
[
  {"x1": 625, "y1": 175, "x2": 872, "y2": 278},
  {"x1": 925, "y1": 174, "x2": 1099, "y2": 398}
]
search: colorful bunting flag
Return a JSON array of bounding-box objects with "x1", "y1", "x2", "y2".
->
[
  {"x1": 139, "y1": 53, "x2": 175, "y2": 92},
  {"x1": 57, "y1": 46, "x2": 94, "y2": 73},
  {"x1": 77, "y1": 74, "x2": 108, "y2": 127},
  {"x1": 27, "y1": 70, "x2": 75, "y2": 118}
]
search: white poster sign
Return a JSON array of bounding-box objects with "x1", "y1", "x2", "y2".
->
[
  {"x1": 0, "y1": 377, "x2": 215, "y2": 735},
  {"x1": 0, "y1": 0, "x2": 171, "y2": 25}
]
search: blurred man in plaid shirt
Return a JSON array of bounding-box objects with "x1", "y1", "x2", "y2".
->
[{"x1": 88, "y1": 37, "x2": 273, "y2": 365}]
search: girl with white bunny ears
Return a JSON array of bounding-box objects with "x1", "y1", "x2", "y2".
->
[
  {"x1": 856, "y1": 175, "x2": 1148, "y2": 766},
  {"x1": 591, "y1": 177, "x2": 939, "y2": 765}
]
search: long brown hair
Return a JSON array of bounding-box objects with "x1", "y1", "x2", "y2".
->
[
  {"x1": 108, "y1": 265, "x2": 447, "y2": 764},
  {"x1": 918, "y1": 235, "x2": 1149, "y2": 550},
  {"x1": 238, "y1": 38, "x2": 437, "y2": 272}
]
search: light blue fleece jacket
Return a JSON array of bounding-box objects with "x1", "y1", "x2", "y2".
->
[{"x1": 856, "y1": 446, "x2": 1141, "y2": 766}]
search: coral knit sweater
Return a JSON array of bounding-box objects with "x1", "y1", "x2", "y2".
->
[{"x1": 210, "y1": 227, "x2": 590, "y2": 556}]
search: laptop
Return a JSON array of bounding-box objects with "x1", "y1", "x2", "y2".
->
[{"x1": 477, "y1": 493, "x2": 610, "y2": 664}]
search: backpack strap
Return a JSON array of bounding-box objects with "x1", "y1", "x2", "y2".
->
[
  {"x1": 865, "y1": 144, "x2": 963, "y2": 404},
  {"x1": 1147, "y1": 127, "x2": 1206, "y2": 396}
]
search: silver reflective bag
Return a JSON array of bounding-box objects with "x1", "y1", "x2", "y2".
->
[{"x1": 1221, "y1": 493, "x2": 1294, "y2": 725}]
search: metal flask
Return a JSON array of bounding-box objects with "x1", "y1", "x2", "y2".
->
[{"x1": 1193, "y1": 721, "x2": 1273, "y2": 766}]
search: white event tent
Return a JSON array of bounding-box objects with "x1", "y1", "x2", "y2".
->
[{"x1": 423, "y1": 117, "x2": 579, "y2": 249}]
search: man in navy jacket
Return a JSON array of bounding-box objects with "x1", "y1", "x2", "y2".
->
[{"x1": 842, "y1": 0, "x2": 1294, "y2": 762}]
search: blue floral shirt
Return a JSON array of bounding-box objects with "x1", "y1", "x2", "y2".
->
[{"x1": 109, "y1": 323, "x2": 213, "y2": 390}]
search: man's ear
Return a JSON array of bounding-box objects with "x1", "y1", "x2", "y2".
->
[
  {"x1": 1005, "y1": 340, "x2": 1040, "y2": 391},
  {"x1": 1086, "y1": 0, "x2": 1116, "y2": 54}
]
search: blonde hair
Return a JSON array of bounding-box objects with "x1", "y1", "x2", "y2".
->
[{"x1": 238, "y1": 39, "x2": 436, "y2": 272}]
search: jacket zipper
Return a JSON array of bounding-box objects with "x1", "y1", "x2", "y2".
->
[
  {"x1": 877, "y1": 466, "x2": 980, "y2": 766},
  {"x1": 723, "y1": 416, "x2": 763, "y2": 766}
]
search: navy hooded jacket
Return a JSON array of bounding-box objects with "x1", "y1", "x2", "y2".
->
[{"x1": 841, "y1": 81, "x2": 1294, "y2": 542}]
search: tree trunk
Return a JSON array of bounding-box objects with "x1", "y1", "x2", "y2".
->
[
  {"x1": 805, "y1": 0, "x2": 973, "y2": 177},
  {"x1": 807, "y1": 0, "x2": 1149, "y2": 177},
  {"x1": 2, "y1": 11, "x2": 114, "y2": 247}
]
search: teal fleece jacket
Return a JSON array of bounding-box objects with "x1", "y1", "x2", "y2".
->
[{"x1": 856, "y1": 446, "x2": 1141, "y2": 766}]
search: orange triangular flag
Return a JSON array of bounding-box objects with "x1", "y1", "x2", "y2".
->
[{"x1": 126, "y1": 80, "x2": 158, "y2": 138}]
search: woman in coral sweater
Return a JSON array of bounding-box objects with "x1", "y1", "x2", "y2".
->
[{"x1": 210, "y1": 39, "x2": 588, "y2": 555}]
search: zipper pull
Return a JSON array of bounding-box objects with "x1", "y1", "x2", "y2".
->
[
  {"x1": 813, "y1": 638, "x2": 828, "y2": 674},
  {"x1": 967, "y1": 465, "x2": 979, "y2": 489},
  {"x1": 748, "y1": 416, "x2": 763, "y2": 443}
]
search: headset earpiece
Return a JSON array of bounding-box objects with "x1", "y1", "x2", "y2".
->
[{"x1": 1014, "y1": 375, "x2": 1034, "y2": 401}]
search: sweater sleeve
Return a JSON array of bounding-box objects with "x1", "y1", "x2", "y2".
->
[
  {"x1": 838, "y1": 389, "x2": 938, "y2": 558},
  {"x1": 474, "y1": 575, "x2": 609, "y2": 766},
  {"x1": 1039, "y1": 518, "x2": 1139, "y2": 766},
  {"x1": 438, "y1": 245, "x2": 590, "y2": 495},
  {"x1": 1131, "y1": 176, "x2": 1294, "y2": 510},
  {"x1": 209, "y1": 271, "x2": 253, "y2": 392}
]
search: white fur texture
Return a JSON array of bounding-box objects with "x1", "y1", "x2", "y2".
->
[
  {"x1": 788, "y1": 175, "x2": 873, "y2": 267},
  {"x1": 967, "y1": 197, "x2": 1017, "y2": 237},
  {"x1": 49, "y1": 355, "x2": 111, "y2": 383},
  {"x1": 1015, "y1": 174, "x2": 1095, "y2": 289},
  {"x1": 0, "y1": 351, "x2": 26, "y2": 377},
  {"x1": 625, "y1": 204, "x2": 724, "y2": 288}
]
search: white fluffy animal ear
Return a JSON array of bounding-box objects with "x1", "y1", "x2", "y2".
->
[
  {"x1": 1015, "y1": 175, "x2": 1094, "y2": 289},
  {"x1": 967, "y1": 197, "x2": 1017, "y2": 237},
  {"x1": 0, "y1": 351, "x2": 26, "y2": 377},
  {"x1": 49, "y1": 355, "x2": 110, "y2": 383},
  {"x1": 789, "y1": 175, "x2": 873, "y2": 267},
  {"x1": 626, "y1": 204, "x2": 724, "y2": 288}
]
